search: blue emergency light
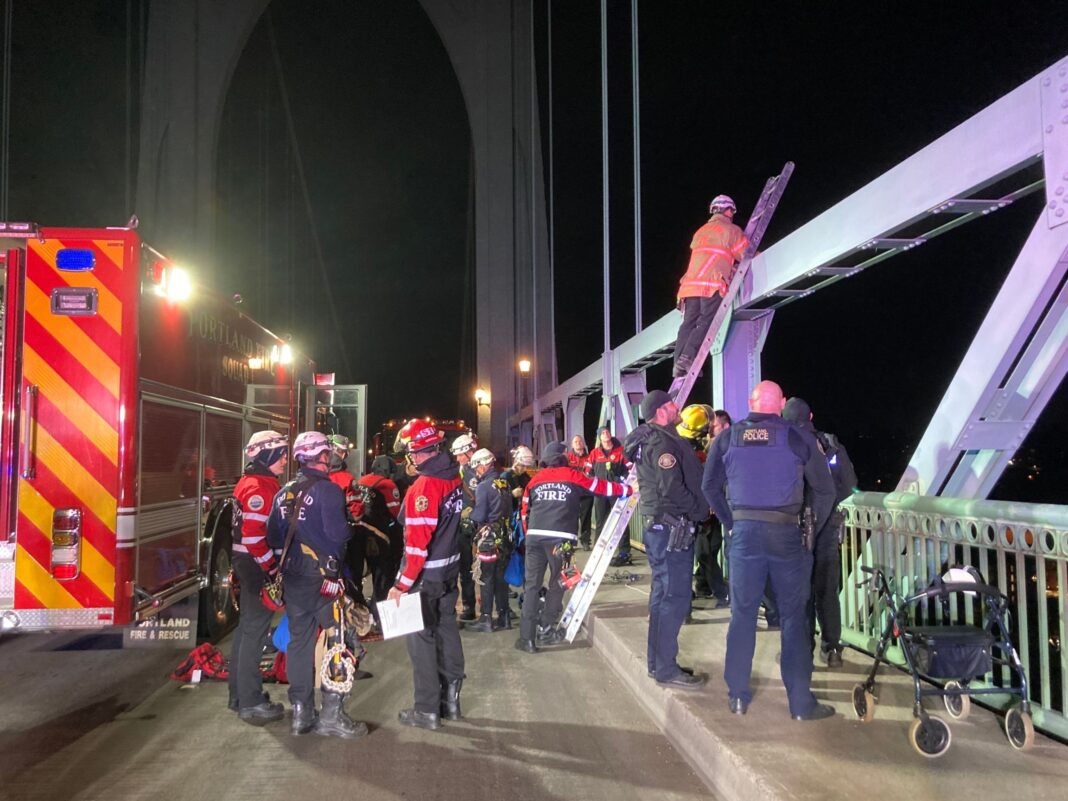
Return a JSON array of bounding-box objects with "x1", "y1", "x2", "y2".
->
[{"x1": 56, "y1": 248, "x2": 96, "y2": 272}]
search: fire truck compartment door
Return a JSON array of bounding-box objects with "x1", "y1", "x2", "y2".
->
[
  {"x1": 0, "y1": 246, "x2": 25, "y2": 610},
  {"x1": 7, "y1": 236, "x2": 127, "y2": 623}
]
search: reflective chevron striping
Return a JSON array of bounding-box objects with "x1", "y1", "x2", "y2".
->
[
  {"x1": 16, "y1": 478, "x2": 115, "y2": 603},
  {"x1": 33, "y1": 424, "x2": 118, "y2": 532},
  {"x1": 15, "y1": 546, "x2": 81, "y2": 609},
  {"x1": 27, "y1": 238, "x2": 123, "y2": 334},
  {"x1": 24, "y1": 279, "x2": 120, "y2": 398},
  {"x1": 22, "y1": 345, "x2": 118, "y2": 466}
]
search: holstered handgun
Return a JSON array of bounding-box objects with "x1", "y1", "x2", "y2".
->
[{"x1": 662, "y1": 512, "x2": 696, "y2": 552}]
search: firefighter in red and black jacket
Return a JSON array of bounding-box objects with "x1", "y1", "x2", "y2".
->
[
  {"x1": 589, "y1": 426, "x2": 633, "y2": 565},
  {"x1": 515, "y1": 442, "x2": 633, "y2": 652},
  {"x1": 228, "y1": 431, "x2": 289, "y2": 725},
  {"x1": 387, "y1": 419, "x2": 466, "y2": 731}
]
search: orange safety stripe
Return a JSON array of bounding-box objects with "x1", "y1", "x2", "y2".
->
[
  {"x1": 22, "y1": 345, "x2": 119, "y2": 466},
  {"x1": 27, "y1": 239, "x2": 123, "y2": 334},
  {"x1": 15, "y1": 547, "x2": 82, "y2": 608},
  {"x1": 33, "y1": 423, "x2": 118, "y2": 532},
  {"x1": 90, "y1": 238, "x2": 126, "y2": 271},
  {"x1": 24, "y1": 279, "x2": 120, "y2": 398},
  {"x1": 17, "y1": 480, "x2": 114, "y2": 602}
]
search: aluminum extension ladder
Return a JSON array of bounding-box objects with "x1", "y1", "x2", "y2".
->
[{"x1": 560, "y1": 162, "x2": 795, "y2": 643}]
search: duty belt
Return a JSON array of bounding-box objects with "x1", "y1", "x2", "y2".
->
[{"x1": 732, "y1": 509, "x2": 798, "y2": 525}]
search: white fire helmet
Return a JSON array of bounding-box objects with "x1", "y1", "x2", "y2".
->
[
  {"x1": 450, "y1": 433, "x2": 478, "y2": 456},
  {"x1": 293, "y1": 431, "x2": 332, "y2": 463},
  {"x1": 511, "y1": 445, "x2": 536, "y2": 468},
  {"x1": 709, "y1": 194, "x2": 737, "y2": 215},
  {"x1": 245, "y1": 431, "x2": 288, "y2": 460},
  {"x1": 470, "y1": 448, "x2": 495, "y2": 469}
]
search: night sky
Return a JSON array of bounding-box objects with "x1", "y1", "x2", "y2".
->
[{"x1": 3, "y1": 1, "x2": 1066, "y2": 498}]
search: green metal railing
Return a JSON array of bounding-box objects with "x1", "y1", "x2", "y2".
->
[{"x1": 840, "y1": 491, "x2": 1068, "y2": 739}]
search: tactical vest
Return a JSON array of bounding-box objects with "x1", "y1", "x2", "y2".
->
[{"x1": 723, "y1": 417, "x2": 805, "y2": 511}]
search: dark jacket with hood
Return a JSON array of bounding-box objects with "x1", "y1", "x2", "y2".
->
[{"x1": 622, "y1": 423, "x2": 707, "y2": 522}]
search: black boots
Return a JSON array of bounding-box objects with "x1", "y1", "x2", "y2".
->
[
  {"x1": 441, "y1": 678, "x2": 463, "y2": 721},
  {"x1": 514, "y1": 637, "x2": 537, "y2": 653},
  {"x1": 238, "y1": 699, "x2": 284, "y2": 726},
  {"x1": 536, "y1": 625, "x2": 565, "y2": 646},
  {"x1": 466, "y1": 611, "x2": 513, "y2": 631},
  {"x1": 398, "y1": 708, "x2": 442, "y2": 731},
  {"x1": 466, "y1": 614, "x2": 495, "y2": 633},
  {"x1": 291, "y1": 701, "x2": 317, "y2": 735},
  {"x1": 458, "y1": 606, "x2": 477, "y2": 622},
  {"x1": 315, "y1": 691, "x2": 369, "y2": 739}
]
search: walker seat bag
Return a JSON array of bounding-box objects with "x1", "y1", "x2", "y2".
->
[{"x1": 910, "y1": 625, "x2": 994, "y2": 679}]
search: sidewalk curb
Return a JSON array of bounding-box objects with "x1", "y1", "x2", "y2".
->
[{"x1": 586, "y1": 611, "x2": 791, "y2": 801}]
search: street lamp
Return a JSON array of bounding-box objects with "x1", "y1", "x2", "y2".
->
[
  {"x1": 517, "y1": 358, "x2": 533, "y2": 408},
  {"x1": 475, "y1": 387, "x2": 491, "y2": 407}
]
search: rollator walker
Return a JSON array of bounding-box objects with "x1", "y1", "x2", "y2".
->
[{"x1": 851, "y1": 565, "x2": 1034, "y2": 758}]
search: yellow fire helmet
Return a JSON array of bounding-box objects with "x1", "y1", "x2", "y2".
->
[{"x1": 676, "y1": 404, "x2": 711, "y2": 440}]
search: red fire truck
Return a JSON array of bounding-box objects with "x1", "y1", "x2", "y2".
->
[{"x1": 0, "y1": 223, "x2": 352, "y2": 639}]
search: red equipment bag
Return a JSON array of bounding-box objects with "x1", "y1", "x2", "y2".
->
[{"x1": 170, "y1": 643, "x2": 230, "y2": 682}]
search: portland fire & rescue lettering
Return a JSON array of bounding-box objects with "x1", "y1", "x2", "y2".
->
[{"x1": 190, "y1": 309, "x2": 274, "y2": 368}]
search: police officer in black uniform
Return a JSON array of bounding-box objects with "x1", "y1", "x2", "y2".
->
[
  {"x1": 266, "y1": 431, "x2": 367, "y2": 739},
  {"x1": 702, "y1": 381, "x2": 835, "y2": 720},
  {"x1": 783, "y1": 397, "x2": 858, "y2": 668},
  {"x1": 623, "y1": 390, "x2": 709, "y2": 689}
]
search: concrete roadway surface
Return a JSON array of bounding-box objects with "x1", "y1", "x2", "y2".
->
[{"x1": 0, "y1": 619, "x2": 711, "y2": 801}]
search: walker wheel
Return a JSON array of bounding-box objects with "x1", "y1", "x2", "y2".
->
[
  {"x1": 852, "y1": 683, "x2": 876, "y2": 722},
  {"x1": 1004, "y1": 706, "x2": 1035, "y2": 751},
  {"x1": 943, "y1": 681, "x2": 971, "y2": 720},
  {"x1": 908, "y1": 715, "x2": 952, "y2": 758}
]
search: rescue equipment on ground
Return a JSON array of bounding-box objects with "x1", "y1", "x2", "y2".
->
[{"x1": 171, "y1": 643, "x2": 229, "y2": 682}]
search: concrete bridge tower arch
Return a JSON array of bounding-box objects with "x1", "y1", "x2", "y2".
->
[{"x1": 136, "y1": 0, "x2": 553, "y2": 447}]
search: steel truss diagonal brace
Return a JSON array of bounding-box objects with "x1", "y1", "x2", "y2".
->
[
  {"x1": 899, "y1": 211, "x2": 1068, "y2": 497},
  {"x1": 711, "y1": 311, "x2": 774, "y2": 415}
]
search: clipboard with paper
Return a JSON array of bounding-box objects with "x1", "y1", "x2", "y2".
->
[{"x1": 376, "y1": 592, "x2": 425, "y2": 639}]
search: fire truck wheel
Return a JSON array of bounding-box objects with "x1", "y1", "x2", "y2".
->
[{"x1": 199, "y1": 522, "x2": 238, "y2": 641}]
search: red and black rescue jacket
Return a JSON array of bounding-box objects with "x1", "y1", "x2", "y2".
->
[
  {"x1": 231, "y1": 467, "x2": 280, "y2": 570},
  {"x1": 395, "y1": 451, "x2": 464, "y2": 591},
  {"x1": 589, "y1": 438, "x2": 630, "y2": 482},
  {"x1": 521, "y1": 465, "x2": 632, "y2": 541}
]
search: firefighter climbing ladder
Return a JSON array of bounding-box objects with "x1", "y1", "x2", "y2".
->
[{"x1": 561, "y1": 162, "x2": 795, "y2": 643}]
